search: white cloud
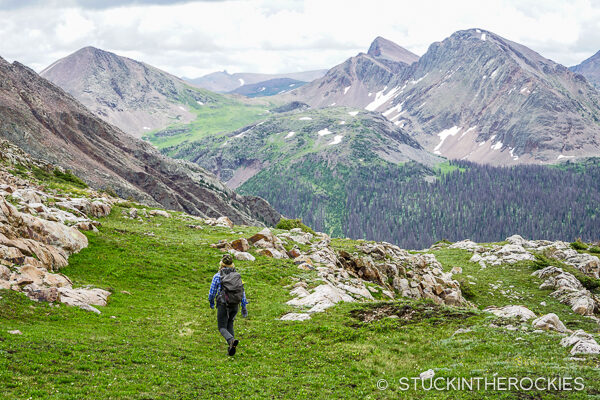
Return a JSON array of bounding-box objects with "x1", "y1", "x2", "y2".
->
[{"x1": 0, "y1": 0, "x2": 600, "y2": 78}]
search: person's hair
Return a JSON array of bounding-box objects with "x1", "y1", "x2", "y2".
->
[{"x1": 220, "y1": 254, "x2": 234, "y2": 269}]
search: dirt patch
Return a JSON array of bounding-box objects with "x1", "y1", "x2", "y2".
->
[{"x1": 350, "y1": 301, "x2": 477, "y2": 325}]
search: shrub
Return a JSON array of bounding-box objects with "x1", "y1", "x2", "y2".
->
[
  {"x1": 571, "y1": 240, "x2": 588, "y2": 251},
  {"x1": 532, "y1": 253, "x2": 553, "y2": 270},
  {"x1": 588, "y1": 246, "x2": 600, "y2": 254},
  {"x1": 53, "y1": 169, "x2": 88, "y2": 188},
  {"x1": 31, "y1": 167, "x2": 88, "y2": 189},
  {"x1": 457, "y1": 279, "x2": 477, "y2": 300},
  {"x1": 276, "y1": 218, "x2": 316, "y2": 235},
  {"x1": 570, "y1": 270, "x2": 600, "y2": 291}
]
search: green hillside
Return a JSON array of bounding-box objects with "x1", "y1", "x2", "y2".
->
[
  {"x1": 144, "y1": 91, "x2": 275, "y2": 149},
  {"x1": 1, "y1": 203, "x2": 599, "y2": 399}
]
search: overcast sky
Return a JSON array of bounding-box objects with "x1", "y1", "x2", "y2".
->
[{"x1": 1, "y1": 0, "x2": 600, "y2": 78}]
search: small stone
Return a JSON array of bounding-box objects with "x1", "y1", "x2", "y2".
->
[
  {"x1": 420, "y1": 369, "x2": 435, "y2": 380},
  {"x1": 280, "y1": 313, "x2": 311, "y2": 321}
]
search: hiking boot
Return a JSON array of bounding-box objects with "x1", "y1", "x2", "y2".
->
[{"x1": 228, "y1": 339, "x2": 239, "y2": 356}]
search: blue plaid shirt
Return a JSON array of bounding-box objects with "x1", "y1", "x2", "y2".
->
[{"x1": 208, "y1": 272, "x2": 248, "y2": 308}]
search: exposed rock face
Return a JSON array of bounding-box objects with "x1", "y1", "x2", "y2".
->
[
  {"x1": 285, "y1": 30, "x2": 600, "y2": 165},
  {"x1": 367, "y1": 37, "x2": 420, "y2": 64},
  {"x1": 570, "y1": 50, "x2": 600, "y2": 89},
  {"x1": 39, "y1": 46, "x2": 204, "y2": 137},
  {"x1": 367, "y1": 29, "x2": 600, "y2": 165},
  {"x1": 0, "y1": 58, "x2": 279, "y2": 226},
  {"x1": 280, "y1": 37, "x2": 418, "y2": 109},
  {"x1": 532, "y1": 266, "x2": 598, "y2": 316},
  {"x1": 0, "y1": 147, "x2": 115, "y2": 311}
]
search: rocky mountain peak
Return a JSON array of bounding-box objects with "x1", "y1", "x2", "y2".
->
[
  {"x1": 367, "y1": 36, "x2": 419, "y2": 64},
  {"x1": 361, "y1": 28, "x2": 600, "y2": 164},
  {"x1": 39, "y1": 46, "x2": 211, "y2": 137}
]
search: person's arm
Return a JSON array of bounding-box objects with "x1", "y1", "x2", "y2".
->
[
  {"x1": 241, "y1": 290, "x2": 248, "y2": 317},
  {"x1": 208, "y1": 274, "x2": 220, "y2": 309}
]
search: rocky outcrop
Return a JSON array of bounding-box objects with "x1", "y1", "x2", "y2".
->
[
  {"x1": 211, "y1": 227, "x2": 468, "y2": 322},
  {"x1": 532, "y1": 266, "x2": 598, "y2": 316},
  {"x1": 448, "y1": 235, "x2": 600, "y2": 318},
  {"x1": 531, "y1": 313, "x2": 568, "y2": 333},
  {"x1": 0, "y1": 144, "x2": 115, "y2": 311},
  {"x1": 560, "y1": 330, "x2": 600, "y2": 355}
]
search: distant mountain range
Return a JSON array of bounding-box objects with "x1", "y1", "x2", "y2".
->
[
  {"x1": 229, "y1": 78, "x2": 307, "y2": 98},
  {"x1": 282, "y1": 30, "x2": 600, "y2": 165},
  {"x1": 185, "y1": 69, "x2": 327, "y2": 93},
  {"x1": 3, "y1": 30, "x2": 600, "y2": 246},
  {"x1": 0, "y1": 56, "x2": 279, "y2": 226},
  {"x1": 40, "y1": 46, "x2": 277, "y2": 150}
]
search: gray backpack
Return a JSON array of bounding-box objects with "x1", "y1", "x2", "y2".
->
[{"x1": 219, "y1": 268, "x2": 244, "y2": 305}]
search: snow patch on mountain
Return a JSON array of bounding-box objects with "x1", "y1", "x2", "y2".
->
[
  {"x1": 329, "y1": 135, "x2": 344, "y2": 145},
  {"x1": 383, "y1": 103, "x2": 403, "y2": 117},
  {"x1": 365, "y1": 86, "x2": 402, "y2": 111},
  {"x1": 318, "y1": 128, "x2": 333, "y2": 136},
  {"x1": 460, "y1": 126, "x2": 477, "y2": 138},
  {"x1": 434, "y1": 126, "x2": 460, "y2": 154}
]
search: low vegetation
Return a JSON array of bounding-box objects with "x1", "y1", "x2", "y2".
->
[{"x1": 1, "y1": 206, "x2": 599, "y2": 399}]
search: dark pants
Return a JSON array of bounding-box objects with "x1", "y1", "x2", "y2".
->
[{"x1": 217, "y1": 301, "x2": 239, "y2": 343}]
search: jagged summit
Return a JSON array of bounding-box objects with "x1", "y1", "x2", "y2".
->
[
  {"x1": 367, "y1": 36, "x2": 419, "y2": 64},
  {"x1": 279, "y1": 37, "x2": 415, "y2": 109}
]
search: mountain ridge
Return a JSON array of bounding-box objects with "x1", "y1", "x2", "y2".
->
[
  {"x1": 0, "y1": 56, "x2": 279, "y2": 226},
  {"x1": 284, "y1": 29, "x2": 600, "y2": 165},
  {"x1": 186, "y1": 69, "x2": 328, "y2": 93}
]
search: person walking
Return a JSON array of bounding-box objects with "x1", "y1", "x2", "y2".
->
[{"x1": 208, "y1": 254, "x2": 248, "y2": 356}]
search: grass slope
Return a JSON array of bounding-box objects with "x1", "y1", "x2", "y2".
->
[
  {"x1": 1, "y1": 206, "x2": 599, "y2": 399},
  {"x1": 144, "y1": 93, "x2": 274, "y2": 149}
]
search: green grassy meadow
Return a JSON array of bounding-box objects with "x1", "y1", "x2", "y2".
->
[
  {"x1": 1, "y1": 207, "x2": 599, "y2": 399},
  {"x1": 145, "y1": 96, "x2": 273, "y2": 150}
]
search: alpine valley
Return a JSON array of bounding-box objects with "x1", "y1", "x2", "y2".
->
[
  {"x1": 17, "y1": 29, "x2": 600, "y2": 249},
  {"x1": 3, "y1": 10, "x2": 600, "y2": 399}
]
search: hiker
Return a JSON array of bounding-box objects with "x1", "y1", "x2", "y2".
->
[{"x1": 208, "y1": 254, "x2": 248, "y2": 356}]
